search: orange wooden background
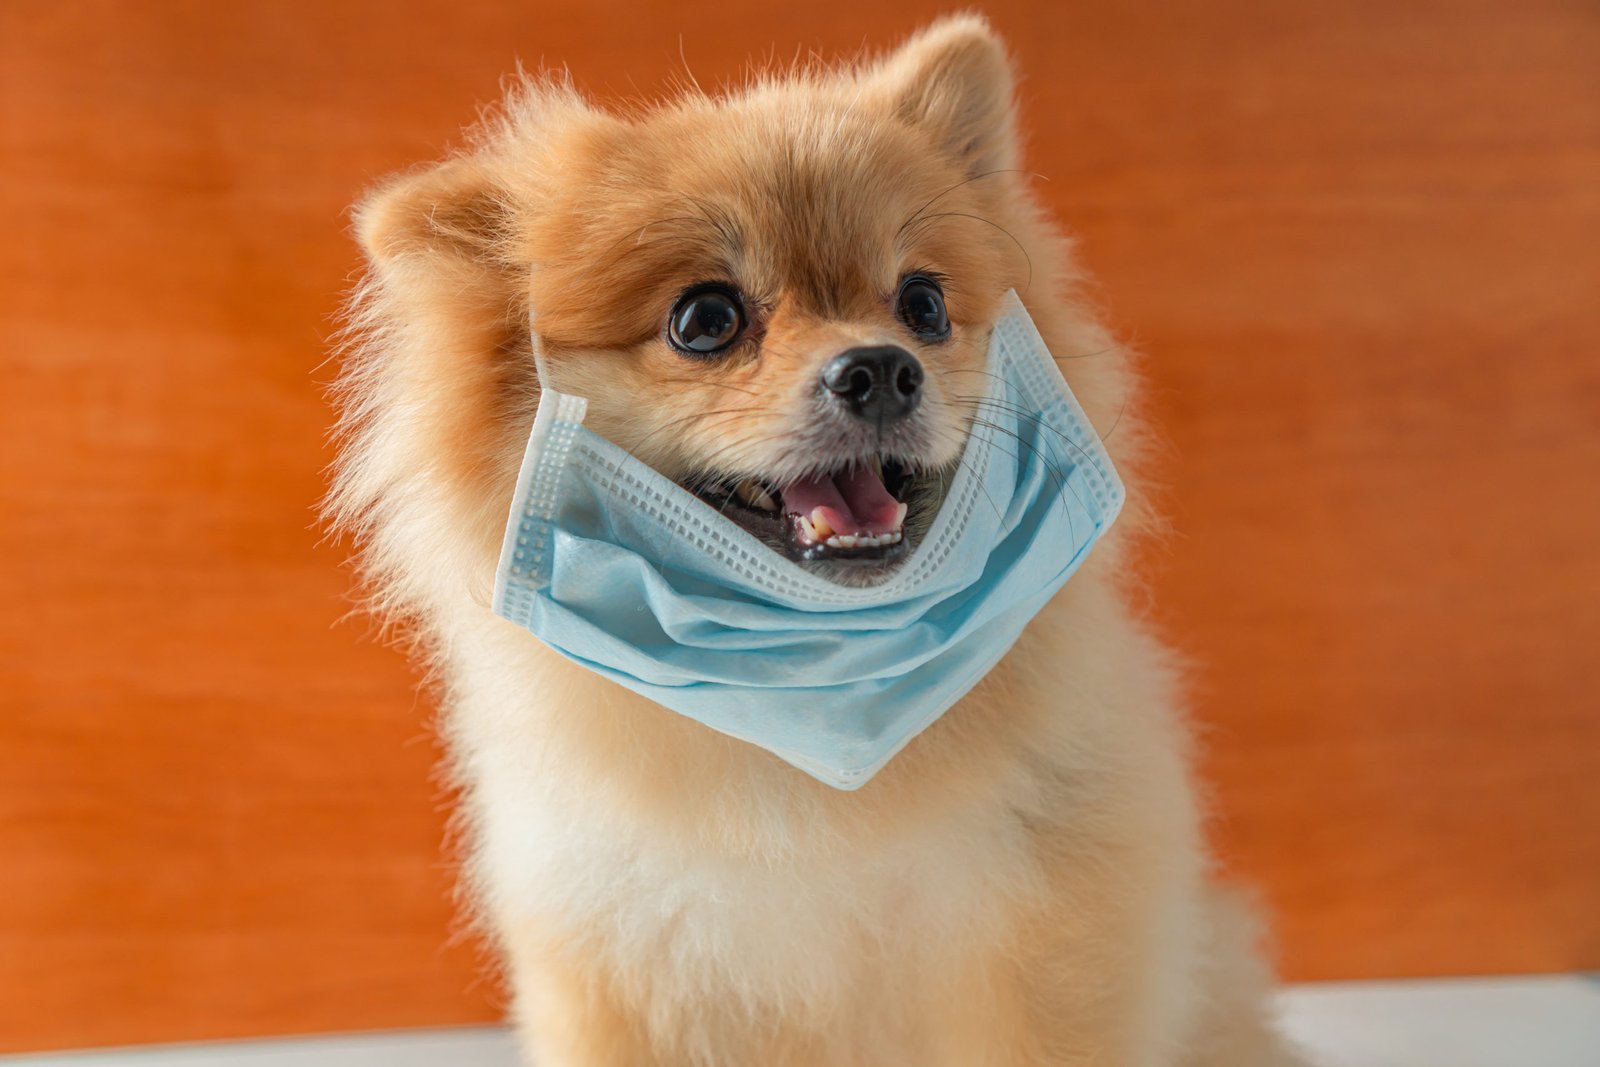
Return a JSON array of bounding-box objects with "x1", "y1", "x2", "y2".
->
[{"x1": 3, "y1": 0, "x2": 1598, "y2": 1054}]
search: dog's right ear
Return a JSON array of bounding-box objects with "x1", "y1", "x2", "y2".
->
[
  {"x1": 354, "y1": 156, "x2": 508, "y2": 265},
  {"x1": 867, "y1": 15, "x2": 1019, "y2": 179}
]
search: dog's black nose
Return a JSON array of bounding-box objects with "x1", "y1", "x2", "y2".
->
[{"x1": 821, "y1": 346, "x2": 924, "y2": 423}]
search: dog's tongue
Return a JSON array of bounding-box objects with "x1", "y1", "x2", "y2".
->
[{"x1": 783, "y1": 465, "x2": 906, "y2": 538}]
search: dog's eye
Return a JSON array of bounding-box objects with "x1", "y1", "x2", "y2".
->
[
  {"x1": 668, "y1": 285, "x2": 745, "y2": 356},
  {"x1": 896, "y1": 275, "x2": 950, "y2": 341}
]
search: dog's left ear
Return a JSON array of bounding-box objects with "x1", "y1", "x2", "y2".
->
[
  {"x1": 354, "y1": 156, "x2": 508, "y2": 266},
  {"x1": 868, "y1": 15, "x2": 1019, "y2": 177}
]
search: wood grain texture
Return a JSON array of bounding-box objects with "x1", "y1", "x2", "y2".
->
[{"x1": 2, "y1": 0, "x2": 1596, "y2": 1053}]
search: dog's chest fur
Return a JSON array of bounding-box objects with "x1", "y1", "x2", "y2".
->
[{"x1": 452, "y1": 622, "x2": 1049, "y2": 1027}]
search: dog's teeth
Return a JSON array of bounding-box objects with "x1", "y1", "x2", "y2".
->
[
  {"x1": 809, "y1": 507, "x2": 835, "y2": 540},
  {"x1": 812, "y1": 528, "x2": 904, "y2": 551},
  {"x1": 735, "y1": 479, "x2": 777, "y2": 512},
  {"x1": 892, "y1": 502, "x2": 908, "y2": 530},
  {"x1": 797, "y1": 515, "x2": 819, "y2": 543},
  {"x1": 869, "y1": 456, "x2": 883, "y2": 480}
]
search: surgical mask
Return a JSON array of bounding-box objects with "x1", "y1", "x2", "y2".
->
[{"x1": 491, "y1": 290, "x2": 1124, "y2": 789}]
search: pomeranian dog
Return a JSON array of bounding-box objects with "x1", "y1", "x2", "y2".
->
[{"x1": 329, "y1": 15, "x2": 1308, "y2": 1067}]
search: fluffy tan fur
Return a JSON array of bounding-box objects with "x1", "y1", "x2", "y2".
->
[{"x1": 328, "y1": 16, "x2": 1309, "y2": 1067}]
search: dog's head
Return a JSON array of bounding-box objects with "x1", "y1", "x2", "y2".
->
[{"x1": 334, "y1": 17, "x2": 1102, "y2": 607}]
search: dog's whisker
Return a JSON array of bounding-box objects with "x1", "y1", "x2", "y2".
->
[
  {"x1": 951, "y1": 394, "x2": 1113, "y2": 477},
  {"x1": 893, "y1": 168, "x2": 1034, "y2": 250},
  {"x1": 900, "y1": 210, "x2": 1034, "y2": 294}
]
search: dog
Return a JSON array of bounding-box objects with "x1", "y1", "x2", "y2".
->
[{"x1": 328, "y1": 16, "x2": 1309, "y2": 1066}]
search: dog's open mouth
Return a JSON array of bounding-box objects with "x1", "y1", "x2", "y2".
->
[{"x1": 692, "y1": 457, "x2": 917, "y2": 565}]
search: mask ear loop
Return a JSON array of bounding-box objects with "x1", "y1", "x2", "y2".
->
[{"x1": 530, "y1": 320, "x2": 628, "y2": 551}]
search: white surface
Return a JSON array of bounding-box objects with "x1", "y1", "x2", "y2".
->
[
  {"x1": 4, "y1": 975, "x2": 1596, "y2": 1066},
  {"x1": 1275, "y1": 974, "x2": 1599, "y2": 1067},
  {"x1": 0, "y1": 1030, "x2": 518, "y2": 1067}
]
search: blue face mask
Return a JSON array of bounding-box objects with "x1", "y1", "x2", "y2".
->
[{"x1": 491, "y1": 290, "x2": 1124, "y2": 789}]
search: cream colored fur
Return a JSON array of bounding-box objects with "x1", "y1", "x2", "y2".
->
[{"x1": 328, "y1": 16, "x2": 1311, "y2": 1067}]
